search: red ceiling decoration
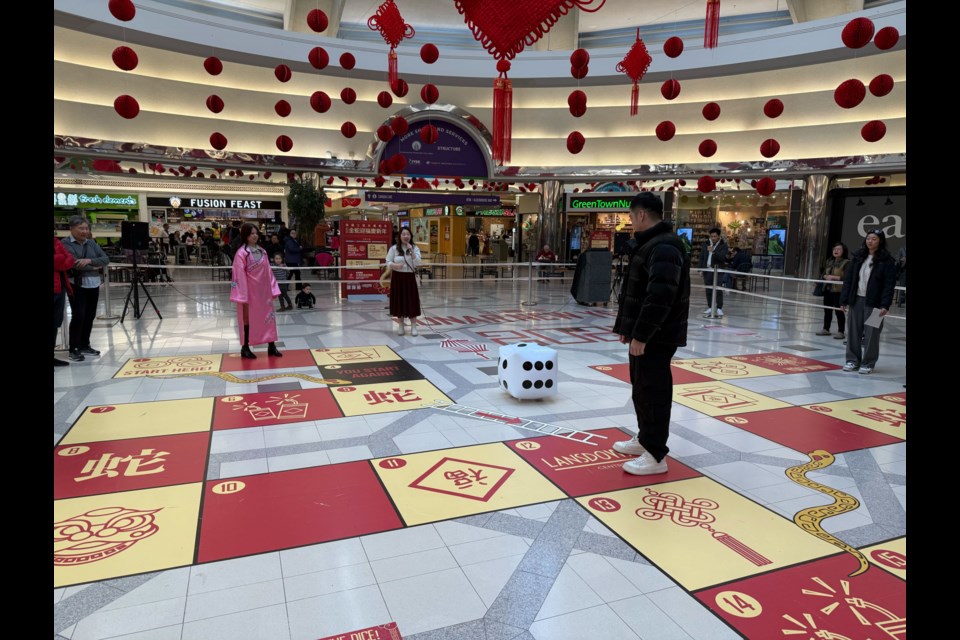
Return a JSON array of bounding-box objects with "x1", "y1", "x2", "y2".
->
[
  {"x1": 341, "y1": 122, "x2": 357, "y2": 138},
  {"x1": 869, "y1": 74, "x2": 894, "y2": 97},
  {"x1": 570, "y1": 48, "x2": 590, "y2": 69},
  {"x1": 566, "y1": 131, "x2": 585, "y2": 154},
  {"x1": 368, "y1": 0, "x2": 415, "y2": 88},
  {"x1": 391, "y1": 78, "x2": 409, "y2": 97},
  {"x1": 760, "y1": 139, "x2": 780, "y2": 158},
  {"x1": 702, "y1": 102, "x2": 721, "y2": 120},
  {"x1": 276, "y1": 135, "x2": 293, "y2": 152},
  {"x1": 756, "y1": 177, "x2": 775, "y2": 196},
  {"x1": 655, "y1": 121, "x2": 676, "y2": 141},
  {"x1": 377, "y1": 125, "x2": 395, "y2": 142},
  {"x1": 310, "y1": 91, "x2": 331, "y2": 113},
  {"x1": 206, "y1": 95, "x2": 224, "y2": 113},
  {"x1": 309, "y1": 47, "x2": 329, "y2": 70},
  {"x1": 210, "y1": 132, "x2": 227, "y2": 150},
  {"x1": 763, "y1": 98, "x2": 784, "y2": 118},
  {"x1": 421, "y1": 84, "x2": 439, "y2": 104},
  {"x1": 275, "y1": 100, "x2": 291, "y2": 117},
  {"x1": 420, "y1": 43, "x2": 440, "y2": 64},
  {"x1": 307, "y1": 9, "x2": 329, "y2": 33},
  {"x1": 842, "y1": 17, "x2": 875, "y2": 49},
  {"x1": 571, "y1": 65, "x2": 588, "y2": 79},
  {"x1": 340, "y1": 53, "x2": 356, "y2": 70},
  {"x1": 697, "y1": 176, "x2": 716, "y2": 193},
  {"x1": 391, "y1": 116, "x2": 409, "y2": 135},
  {"x1": 568, "y1": 90, "x2": 587, "y2": 117},
  {"x1": 420, "y1": 124, "x2": 439, "y2": 144},
  {"x1": 704, "y1": 0, "x2": 720, "y2": 49},
  {"x1": 340, "y1": 87, "x2": 357, "y2": 104},
  {"x1": 203, "y1": 56, "x2": 223, "y2": 75},
  {"x1": 112, "y1": 46, "x2": 138, "y2": 71},
  {"x1": 108, "y1": 0, "x2": 136, "y2": 21},
  {"x1": 616, "y1": 29, "x2": 652, "y2": 116},
  {"x1": 274, "y1": 64, "x2": 292, "y2": 82},
  {"x1": 698, "y1": 139, "x2": 717, "y2": 157},
  {"x1": 874, "y1": 26, "x2": 899, "y2": 50},
  {"x1": 377, "y1": 91, "x2": 394, "y2": 108},
  {"x1": 663, "y1": 37, "x2": 684, "y2": 58},
  {"x1": 834, "y1": 79, "x2": 866, "y2": 109},
  {"x1": 114, "y1": 95, "x2": 140, "y2": 119},
  {"x1": 861, "y1": 120, "x2": 886, "y2": 142}
]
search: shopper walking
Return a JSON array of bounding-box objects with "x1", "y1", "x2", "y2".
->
[
  {"x1": 386, "y1": 227, "x2": 422, "y2": 336},
  {"x1": 231, "y1": 223, "x2": 283, "y2": 359},
  {"x1": 698, "y1": 227, "x2": 728, "y2": 317},
  {"x1": 283, "y1": 229, "x2": 304, "y2": 291},
  {"x1": 54, "y1": 237, "x2": 75, "y2": 367},
  {"x1": 61, "y1": 216, "x2": 110, "y2": 361},
  {"x1": 839, "y1": 230, "x2": 897, "y2": 374},
  {"x1": 816, "y1": 242, "x2": 850, "y2": 338},
  {"x1": 612, "y1": 193, "x2": 691, "y2": 475}
]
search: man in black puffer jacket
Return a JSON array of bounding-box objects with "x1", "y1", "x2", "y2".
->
[{"x1": 612, "y1": 192, "x2": 691, "y2": 475}]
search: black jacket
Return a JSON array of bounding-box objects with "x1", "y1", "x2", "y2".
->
[
  {"x1": 839, "y1": 249, "x2": 897, "y2": 310},
  {"x1": 613, "y1": 221, "x2": 691, "y2": 346},
  {"x1": 698, "y1": 237, "x2": 729, "y2": 270}
]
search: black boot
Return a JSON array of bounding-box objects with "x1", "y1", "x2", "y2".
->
[
  {"x1": 241, "y1": 325, "x2": 256, "y2": 359},
  {"x1": 268, "y1": 342, "x2": 283, "y2": 357}
]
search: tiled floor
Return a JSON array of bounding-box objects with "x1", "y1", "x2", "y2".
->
[{"x1": 54, "y1": 277, "x2": 906, "y2": 639}]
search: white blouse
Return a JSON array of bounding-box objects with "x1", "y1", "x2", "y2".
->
[{"x1": 386, "y1": 244, "x2": 421, "y2": 273}]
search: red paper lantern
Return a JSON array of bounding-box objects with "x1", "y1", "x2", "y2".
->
[
  {"x1": 874, "y1": 26, "x2": 900, "y2": 50},
  {"x1": 697, "y1": 176, "x2": 716, "y2": 193},
  {"x1": 307, "y1": 8, "x2": 329, "y2": 32},
  {"x1": 421, "y1": 83, "x2": 439, "y2": 104},
  {"x1": 655, "y1": 121, "x2": 676, "y2": 141},
  {"x1": 108, "y1": 0, "x2": 136, "y2": 21},
  {"x1": 205, "y1": 95, "x2": 224, "y2": 113},
  {"x1": 114, "y1": 95, "x2": 139, "y2": 119},
  {"x1": 378, "y1": 160, "x2": 389, "y2": 175},
  {"x1": 760, "y1": 139, "x2": 780, "y2": 158},
  {"x1": 663, "y1": 37, "x2": 684, "y2": 58},
  {"x1": 568, "y1": 90, "x2": 587, "y2": 118},
  {"x1": 275, "y1": 64, "x2": 292, "y2": 82},
  {"x1": 275, "y1": 100, "x2": 291, "y2": 117},
  {"x1": 264, "y1": 171, "x2": 272, "y2": 179},
  {"x1": 566, "y1": 131, "x2": 585, "y2": 154},
  {"x1": 702, "y1": 102, "x2": 721, "y2": 121},
  {"x1": 420, "y1": 124, "x2": 439, "y2": 144},
  {"x1": 368, "y1": 0, "x2": 415, "y2": 88},
  {"x1": 834, "y1": 79, "x2": 866, "y2": 109},
  {"x1": 341, "y1": 122, "x2": 357, "y2": 138},
  {"x1": 571, "y1": 65, "x2": 589, "y2": 80},
  {"x1": 756, "y1": 177, "x2": 776, "y2": 196},
  {"x1": 861, "y1": 120, "x2": 886, "y2": 142},
  {"x1": 377, "y1": 125, "x2": 395, "y2": 142},
  {"x1": 340, "y1": 53, "x2": 356, "y2": 70},
  {"x1": 763, "y1": 99, "x2": 784, "y2": 118},
  {"x1": 204, "y1": 56, "x2": 223, "y2": 75},
  {"x1": 388, "y1": 153, "x2": 407, "y2": 173},
  {"x1": 842, "y1": 17, "x2": 875, "y2": 49},
  {"x1": 391, "y1": 116, "x2": 409, "y2": 135},
  {"x1": 309, "y1": 47, "x2": 329, "y2": 70},
  {"x1": 377, "y1": 91, "x2": 393, "y2": 108},
  {"x1": 374, "y1": 177, "x2": 386, "y2": 187},
  {"x1": 869, "y1": 74, "x2": 894, "y2": 97},
  {"x1": 112, "y1": 46, "x2": 138, "y2": 71},
  {"x1": 92, "y1": 159, "x2": 122, "y2": 173},
  {"x1": 421, "y1": 43, "x2": 439, "y2": 64},
  {"x1": 570, "y1": 48, "x2": 590, "y2": 69},
  {"x1": 340, "y1": 88, "x2": 357, "y2": 105},
  {"x1": 661, "y1": 79, "x2": 681, "y2": 100},
  {"x1": 617, "y1": 29, "x2": 652, "y2": 115},
  {"x1": 276, "y1": 135, "x2": 293, "y2": 152},
  {"x1": 391, "y1": 78, "x2": 409, "y2": 97},
  {"x1": 210, "y1": 132, "x2": 227, "y2": 150},
  {"x1": 699, "y1": 139, "x2": 718, "y2": 158},
  {"x1": 310, "y1": 91, "x2": 331, "y2": 113}
]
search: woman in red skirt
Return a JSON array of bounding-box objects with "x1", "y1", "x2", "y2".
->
[{"x1": 386, "y1": 227, "x2": 422, "y2": 336}]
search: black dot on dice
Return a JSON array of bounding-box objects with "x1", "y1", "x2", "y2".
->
[
  {"x1": 523, "y1": 361, "x2": 532, "y2": 370},
  {"x1": 545, "y1": 361, "x2": 554, "y2": 370},
  {"x1": 522, "y1": 380, "x2": 532, "y2": 389},
  {"x1": 545, "y1": 379, "x2": 553, "y2": 388},
  {"x1": 502, "y1": 360, "x2": 508, "y2": 369},
  {"x1": 535, "y1": 361, "x2": 543, "y2": 370},
  {"x1": 534, "y1": 380, "x2": 543, "y2": 389},
  {"x1": 502, "y1": 380, "x2": 508, "y2": 389},
  {"x1": 518, "y1": 343, "x2": 527, "y2": 347}
]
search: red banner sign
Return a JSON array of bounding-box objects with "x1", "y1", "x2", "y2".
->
[{"x1": 341, "y1": 220, "x2": 392, "y2": 297}]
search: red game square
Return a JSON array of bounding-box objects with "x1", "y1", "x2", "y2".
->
[
  {"x1": 197, "y1": 461, "x2": 403, "y2": 563},
  {"x1": 728, "y1": 352, "x2": 841, "y2": 374},
  {"x1": 589, "y1": 363, "x2": 712, "y2": 384},
  {"x1": 876, "y1": 392, "x2": 906, "y2": 406},
  {"x1": 718, "y1": 407, "x2": 901, "y2": 453},
  {"x1": 695, "y1": 552, "x2": 905, "y2": 638},
  {"x1": 54, "y1": 432, "x2": 209, "y2": 499},
  {"x1": 671, "y1": 365, "x2": 713, "y2": 384},
  {"x1": 220, "y1": 348, "x2": 320, "y2": 372},
  {"x1": 506, "y1": 428, "x2": 700, "y2": 497},
  {"x1": 213, "y1": 388, "x2": 343, "y2": 431}
]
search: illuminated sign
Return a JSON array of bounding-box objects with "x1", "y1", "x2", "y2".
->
[
  {"x1": 566, "y1": 194, "x2": 638, "y2": 212},
  {"x1": 54, "y1": 193, "x2": 138, "y2": 208}
]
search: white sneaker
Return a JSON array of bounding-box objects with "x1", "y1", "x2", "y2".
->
[
  {"x1": 613, "y1": 438, "x2": 647, "y2": 456},
  {"x1": 842, "y1": 361, "x2": 858, "y2": 372},
  {"x1": 716, "y1": 309, "x2": 724, "y2": 317},
  {"x1": 410, "y1": 324, "x2": 418, "y2": 336},
  {"x1": 703, "y1": 308, "x2": 712, "y2": 316},
  {"x1": 623, "y1": 453, "x2": 668, "y2": 476},
  {"x1": 396, "y1": 322, "x2": 404, "y2": 336},
  {"x1": 858, "y1": 366, "x2": 873, "y2": 375}
]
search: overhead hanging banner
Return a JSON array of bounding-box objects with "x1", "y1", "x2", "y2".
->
[{"x1": 378, "y1": 119, "x2": 489, "y2": 178}]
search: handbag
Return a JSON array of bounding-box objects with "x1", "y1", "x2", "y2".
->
[{"x1": 812, "y1": 282, "x2": 825, "y2": 297}]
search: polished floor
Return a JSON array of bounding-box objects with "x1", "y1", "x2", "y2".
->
[{"x1": 53, "y1": 272, "x2": 907, "y2": 640}]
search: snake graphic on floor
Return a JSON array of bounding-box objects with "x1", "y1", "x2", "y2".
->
[
  {"x1": 147, "y1": 371, "x2": 352, "y2": 386},
  {"x1": 786, "y1": 449, "x2": 869, "y2": 577}
]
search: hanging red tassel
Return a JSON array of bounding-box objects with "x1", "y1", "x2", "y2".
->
[
  {"x1": 630, "y1": 83, "x2": 639, "y2": 116},
  {"x1": 368, "y1": 1, "x2": 414, "y2": 88},
  {"x1": 388, "y1": 49, "x2": 398, "y2": 89},
  {"x1": 617, "y1": 28, "x2": 651, "y2": 117},
  {"x1": 704, "y1": 0, "x2": 720, "y2": 49},
  {"x1": 493, "y1": 59, "x2": 512, "y2": 164}
]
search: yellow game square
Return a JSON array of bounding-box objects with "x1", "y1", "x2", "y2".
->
[
  {"x1": 60, "y1": 398, "x2": 215, "y2": 445},
  {"x1": 671, "y1": 357, "x2": 780, "y2": 380},
  {"x1": 672, "y1": 381, "x2": 791, "y2": 416},
  {"x1": 54, "y1": 483, "x2": 202, "y2": 588},
  {"x1": 114, "y1": 354, "x2": 223, "y2": 379},
  {"x1": 372, "y1": 443, "x2": 566, "y2": 526},
  {"x1": 803, "y1": 398, "x2": 906, "y2": 439},
  {"x1": 862, "y1": 537, "x2": 906, "y2": 580},
  {"x1": 311, "y1": 345, "x2": 402, "y2": 366},
  {"x1": 578, "y1": 477, "x2": 838, "y2": 591},
  {"x1": 331, "y1": 379, "x2": 451, "y2": 417}
]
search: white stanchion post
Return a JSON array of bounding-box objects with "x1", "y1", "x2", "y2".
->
[
  {"x1": 97, "y1": 266, "x2": 119, "y2": 320},
  {"x1": 708, "y1": 264, "x2": 719, "y2": 319},
  {"x1": 522, "y1": 261, "x2": 538, "y2": 307}
]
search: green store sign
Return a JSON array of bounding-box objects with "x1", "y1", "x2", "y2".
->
[
  {"x1": 566, "y1": 194, "x2": 633, "y2": 212},
  {"x1": 55, "y1": 192, "x2": 139, "y2": 208}
]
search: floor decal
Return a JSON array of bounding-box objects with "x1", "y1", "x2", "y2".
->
[
  {"x1": 803, "y1": 397, "x2": 907, "y2": 439},
  {"x1": 440, "y1": 339, "x2": 492, "y2": 360},
  {"x1": 672, "y1": 381, "x2": 792, "y2": 416},
  {"x1": 320, "y1": 360, "x2": 426, "y2": 387},
  {"x1": 318, "y1": 622, "x2": 403, "y2": 640},
  {"x1": 60, "y1": 398, "x2": 215, "y2": 445},
  {"x1": 114, "y1": 355, "x2": 222, "y2": 378},
  {"x1": 311, "y1": 346, "x2": 403, "y2": 366},
  {"x1": 332, "y1": 379, "x2": 452, "y2": 417},
  {"x1": 220, "y1": 348, "x2": 320, "y2": 371},
  {"x1": 213, "y1": 388, "x2": 342, "y2": 431},
  {"x1": 728, "y1": 352, "x2": 841, "y2": 374},
  {"x1": 590, "y1": 363, "x2": 713, "y2": 384},
  {"x1": 428, "y1": 401, "x2": 607, "y2": 445},
  {"x1": 862, "y1": 537, "x2": 906, "y2": 580},
  {"x1": 670, "y1": 357, "x2": 781, "y2": 381}
]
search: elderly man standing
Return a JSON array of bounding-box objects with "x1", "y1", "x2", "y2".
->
[{"x1": 60, "y1": 216, "x2": 110, "y2": 361}]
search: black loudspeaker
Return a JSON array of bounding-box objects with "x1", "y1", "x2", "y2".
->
[{"x1": 121, "y1": 221, "x2": 150, "y2": 251}]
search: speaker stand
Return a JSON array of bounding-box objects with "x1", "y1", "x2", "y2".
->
[{"x1": 120, "y1": 252, "x2": 163, "y2": 321}]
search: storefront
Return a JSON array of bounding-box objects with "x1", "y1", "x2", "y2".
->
[
  {"x1": 564, "y1": 193, "x2": 637, "y2": 259},
  {"x1": 54, "y1": 191, "x2": 140, "y2": 243},
  {"x1": 145, "y1": 195, "x2": 284, "y2": 241},
  {"x1": 467, "y1": 206, "x2": 515, "y2": 259}
]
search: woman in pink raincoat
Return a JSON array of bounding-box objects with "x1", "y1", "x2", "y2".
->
[{"x1": 231, "y1": 223, "x2": 283, "y2": 359}]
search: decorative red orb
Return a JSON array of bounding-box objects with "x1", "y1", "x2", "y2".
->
[
  {"x1": 310, "y1": 91, "x2": 331, "y2": 113},
  {"x1": 571, "y1": 65, "x2": 588, "y2": 80},
  {"x1": 307, "y1": 8, "x2": 329, "y2": 32},
  {"x1": 566, "y1": 131, "x2": 585, "y2": 154},
  {"x1": 420, "y1": 43, "x2": 439, "y2": 64},
  {"x1": 340, "y1": 53, "x2": 356, "y2": 70},
  {"x1": 874, "y1": 26, "x2": 900, "y2": 50},
  {"x1": 204, "y1": 56, "x2": 223, "y2": 75},
  {"x1": 763, "y1": 99, "x2": 784, "y2": 118},
  {"x1": 834, "y1": 79, "x2": 866, "y2": 109},
  {"x1": 421, "y1": 84, "x2": 439, "y2": 104},
  {"x1": 108, "y1": 0, "x2": 136, "y2": 21},
  {"x1": 389, "y1": 154, "x2": 407, "y2": 173},
  {"x1": 661, "y1": 79, "x2": 681, "y2": 100},
  {"x1": 570, "y1": 48, "x2": 590, "y2": 69},
  {"x1": 377, "y1": 91, "x2": 393, "y2": 108},
  {"x1": 699, "y1": 139, "x2": 718, "y2": 158},
  {"x1": 755, "y1": 177, "x2": 776, "y2": 196},
  {"x1": 861, "y1": 120, "x2": 886, "y2": 142},
  {"x1": 209, "y1": 132, "x2": 227, "y2": 150},
  {"x1": 702, "y1": 102, "x2": 721, "y2": 121},
  {"x1": 869, "y1": 74, "x2": 894, "y2": 97},
  {"x1": 114, "y1": 95, "x2": 139, "y2": 119},
  {"x1": 275, "y1": 64, "x2": 292, "y2": 82},
  {"x1": 663, "y1": 37, "x2": 684, "y2": 58},
  {"x1": 391, "y1": 116, "x2": 409, "y2": 136},
  {"x1": 420, "y1": 124, "x2": 439, "y2": 144},
  {"x1": 341, "y1": 121, "x2": 357, "y2": 138},
  {"x1": 377, "y1": 125, "x2": 394, "y2": 142},
  {"x1": 842, "y1": 17, "x2": 875, "y2": 49},
  {"x1": 340, "y1": 88, "x2": 357, "y2": 105},
  {"x1": 760, "y1": 139, "x2": 781, "y2": 158},
  {"x1": 273, "y1": 100, "x2": 290, "y2": 117},
  {"x1": 309, "y1": 47, "x2": 329, "y2": 70},
  {"x1": 568, "y1": 90, "x2": 587, "y2": 117},
  {"x1": 276, "y1": 135, "x2": 293, "y2": 152},
  {"x1": 697, "y1": 176, "x2": 716, "y2": 193},
  {"x1": 205, "y1": 95, "x2": 224, "y2": 113},
  {"x1": 112, "y1": 46, "x2": 138, "y2": 71},
  {"x1": 391, "y1": 78, "x2": 409, "y2": 97},
  {"x1": 655, "y1": 121, "x2": 676, "y2": 141}
]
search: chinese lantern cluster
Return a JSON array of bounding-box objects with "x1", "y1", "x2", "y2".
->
[{"x1": 834, "y1": 17, "x2": 900, "y2": 143}]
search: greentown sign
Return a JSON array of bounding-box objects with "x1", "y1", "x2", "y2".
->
[{"x1": 565, "y1": 194, "x2": 634, "y2": 212}]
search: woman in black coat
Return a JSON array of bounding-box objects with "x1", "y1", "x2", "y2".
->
[{"x1": 839, "y1": 230, "x2": 897, "y2": 374}]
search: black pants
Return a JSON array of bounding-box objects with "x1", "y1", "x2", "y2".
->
[
  {"x1": 54, "y1": 292, "x2": 66, "y2": 349},
  {"x1": 822, "y1": 290, "x2": 845, "y2": 332},
  {"x1": 286, "y1": 263, "x2": 302, "y2": 290},
  {"x1": 68, "y1": 286, "x2": 100, "y2": 351},
  {"x1": 629, "y1": 343, "x2": 678, "y2": 463},
  {"x1": 703, "y1": 272, "x2": 723, "y2": 310},
  {"x1": 278, "y1": 284, "x2": 292, "y2": 308}
]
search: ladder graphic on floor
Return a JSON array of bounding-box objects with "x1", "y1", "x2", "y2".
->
[{"x1": 423, "y1": 400, "x2": 607, "y2": 446}]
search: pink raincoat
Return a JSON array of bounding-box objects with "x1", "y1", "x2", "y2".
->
[{"x1": 231, "y1": 245, "x2": 280, "y2": 345}]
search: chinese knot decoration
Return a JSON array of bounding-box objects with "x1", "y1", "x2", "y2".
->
[
  {"x1": 704, "y1": 0, "x2": 720, "y2": 49},
  {"x1": 616, "y1": 29, "x2": 652, "y2": 116},
  {"x1": 367, "y1": 0, "x2": 415, "y2": 89},
  {"x1": 454, "y1": 0, "x2": 606, "y2": 164}
]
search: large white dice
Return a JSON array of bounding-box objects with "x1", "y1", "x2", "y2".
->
[{"x1": 497, "y1": 343, "x2": 558, "y2": 399}]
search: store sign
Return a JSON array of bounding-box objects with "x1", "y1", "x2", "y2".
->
[
  {"x1": 566, "y1": 194, "x2": 634, "y2": 212},
  {"x1": 55, "y1": 193, "x2": 138, "y2": 208},
  {"x1": 472, "y1": 207, "x2": 516, "y2": 217},
  {"x1": 378, "y1": 119, "x2": 489, "y2": 177},
  {"x1": 365, "y1": 191, "x2": 501, "y2": 206},
  {"x1": 424, "y1": 207, "x2": 447, "y2": 216},
  {"x1": 839, "y1": 193, "x2": 906, "y2": 257},
  {"x1": 145, "y1": 197, "x2": 282, "y2": 209}
]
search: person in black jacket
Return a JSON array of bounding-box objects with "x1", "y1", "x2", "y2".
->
[
  {"x1": 839, "y1": 229, "x2": 897, "y2": 374},
  {"x1": 612, "y1": 193, "x2": 691, "y2": 475},
  {"x1": 697, "y1": 228, "x2": 728, "y2": 317}
]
